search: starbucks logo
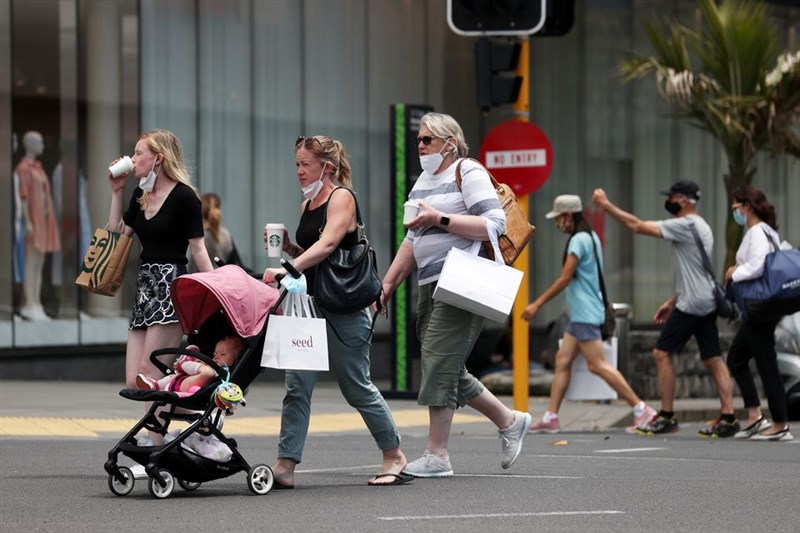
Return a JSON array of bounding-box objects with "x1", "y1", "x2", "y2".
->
[{"x1": 269, "y1": 234, "x2": 281, "y2": 248}]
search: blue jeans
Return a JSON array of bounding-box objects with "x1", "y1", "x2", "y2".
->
[{"x1": 277, "y1": 306, "x2": 401, "y2": 463}]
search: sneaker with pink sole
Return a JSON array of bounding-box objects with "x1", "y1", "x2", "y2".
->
[
  {"x1": 529, "y1": 417, "x2": 560, "y2": 434},
  {"x1": 626, "y1": 405, "x2": 657, "y2": 434}
]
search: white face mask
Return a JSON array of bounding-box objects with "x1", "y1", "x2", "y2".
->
[
  {"x1": 419, "y1": 140, "x2": 451, "y2": 175},
  {"x1": 301, "y1": 164, "x2": 327, "y2": 201},
  {"x1": 139, "y1": 159, "x2": 159, "y2": 192}
]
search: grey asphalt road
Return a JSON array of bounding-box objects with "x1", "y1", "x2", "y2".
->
[{"x1": 2, "y1": 429, "x2": 798, "y2": 533}]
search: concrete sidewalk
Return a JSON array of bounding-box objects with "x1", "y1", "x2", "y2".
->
[{"x1": 0, "y1": 379, "x2": 732, "y2": 439}]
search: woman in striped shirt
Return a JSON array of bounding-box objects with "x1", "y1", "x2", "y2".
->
[{"x1": 381, "y1": 113, "x2": 532, "y2": 478}]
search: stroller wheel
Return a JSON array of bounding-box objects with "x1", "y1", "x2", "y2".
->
[
  {"x1": 247, "y1": 464, "x2": 274, "y2": 495},
  {"x1": 178, "y1": 479, "x2": 202, "y2": 491},
  {"x1": 108, "y1": 466, "x2": 134, "y2": 496},
  {"x1": 148, "y1": 469, "x2": 175, "y2": 499}
]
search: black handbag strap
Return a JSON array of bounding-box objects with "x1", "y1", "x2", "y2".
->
[
  {"x1": 319, "y1": 186, "x2": 366, "y2": 239},
  {"x1": 762, "y1": 227, "x2": 780, "y2": 252},
  {"x1": 589, "y1": 234, "x2": 611, "y2": 308},
  {"x1": 688, "y1": 221, "x2": 718, "y2": 282}
]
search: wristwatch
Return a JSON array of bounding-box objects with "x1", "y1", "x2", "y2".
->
[{"x1": 440, "y1": 215, "x2": 450, "y2": 227}]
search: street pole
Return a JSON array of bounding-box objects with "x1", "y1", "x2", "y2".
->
[{"x1": 511, "y1": 37, "x2": 530, "y2": 413}]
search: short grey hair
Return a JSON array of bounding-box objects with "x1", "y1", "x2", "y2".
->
[{"x1": 420, "y1": 112, "x2": 469, "y2": 157}]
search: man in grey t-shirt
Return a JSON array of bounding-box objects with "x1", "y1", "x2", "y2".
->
[{"x1": 592, "y1": 181, "x2": 738, "y2": 438}]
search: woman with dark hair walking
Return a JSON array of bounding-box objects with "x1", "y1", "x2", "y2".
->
[{"x1": 726, "y1": 185, "x2": 793, "y2": 441}]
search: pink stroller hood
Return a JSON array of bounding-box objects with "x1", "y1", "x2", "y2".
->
[{"x1": 172, "y1": 265, "x2": 280, "y2": 338}]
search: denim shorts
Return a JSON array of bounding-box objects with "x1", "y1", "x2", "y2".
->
[{"x1": 565, "y1": 322, "x2": 602, "y2": 341}]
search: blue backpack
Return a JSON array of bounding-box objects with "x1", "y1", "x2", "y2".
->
[{"x1": 731, "y1": 228, "x2": 800, "y2": 322}]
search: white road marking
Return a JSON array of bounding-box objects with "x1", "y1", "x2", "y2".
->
[
  {"x1": 595, "y1": 447, "x2": 667, "y2": 453},
  {"x1": 453, "y1": 473, "x2": 581, "y2": 479},
  {"x1": 378, "y1": 510, "x2": 624, "y2": 521}
]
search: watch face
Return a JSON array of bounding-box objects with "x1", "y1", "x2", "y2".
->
[{"x1": 441, "y1": 216, "x2": 450, "y2": 226}]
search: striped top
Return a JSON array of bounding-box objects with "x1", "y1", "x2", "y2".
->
[{"x1": 405, "y1": 158, "x2": 505, "y2": 285}]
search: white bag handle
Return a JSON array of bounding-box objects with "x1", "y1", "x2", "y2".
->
[{"x1": 467, "y1": 218, "x2": 503, "y2": 265}]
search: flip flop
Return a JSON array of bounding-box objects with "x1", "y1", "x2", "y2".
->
[
  {"x1": 368, "y1": 472, "x2": 414, "y2": 486},
  {"x1": 272, "y1": 479, "x2": 294, "y2": 490}
]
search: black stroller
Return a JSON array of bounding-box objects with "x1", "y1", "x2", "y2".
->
[{"x1": 104, "y1": 265, "x2": 283, "y2": 498}]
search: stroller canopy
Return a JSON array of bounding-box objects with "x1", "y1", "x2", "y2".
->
[{"x1": 172, "y1": 265, "x2": 280, "y2": 338}]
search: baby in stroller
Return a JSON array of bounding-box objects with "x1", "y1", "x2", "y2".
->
[
  {"x1": 105, "y1": 265, "x2": 282, "y2": 499},
  {"x1": 135, "y1": 336, "x2": 244, "y2": 395}
]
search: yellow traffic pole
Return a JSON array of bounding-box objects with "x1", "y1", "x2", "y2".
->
[{"x1": 511, "y1": 37, "x2": 530, "y2": 413}]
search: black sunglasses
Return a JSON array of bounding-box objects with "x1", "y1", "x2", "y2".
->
[
  {"x1": 416, "y1": 135, "x2": 440, "y2": 146},
  {"x1": 295, "y1": 136, "x2": 323, "y2": 149}
]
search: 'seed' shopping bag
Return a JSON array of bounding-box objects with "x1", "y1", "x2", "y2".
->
[{"x1": 261, "y1": 293, "x2": 329, "y2": 371}]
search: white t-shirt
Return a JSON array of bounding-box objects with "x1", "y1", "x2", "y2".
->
[{"x1": 732, "y1": 222, "x2": 780, "y2": 282}]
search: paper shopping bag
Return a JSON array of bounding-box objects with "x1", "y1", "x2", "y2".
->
[
  {"x1": 433, "y1": 247, "x2": 524, "y2": 322},
  {"x1": 261, "y1": 294, "x2": 329, "y2": 371},
  {"x1": 564, "y1": 337, "x2": 619, "y2": 401},
  {"x1": 75, "y1": 225, "x2": 133, "y2": 297}
]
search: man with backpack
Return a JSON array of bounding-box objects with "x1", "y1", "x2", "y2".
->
[{"x1": 592, "y1": 182, "x2": 739, "y2": 437}]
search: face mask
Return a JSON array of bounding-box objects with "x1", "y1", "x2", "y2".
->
[
  {"x1": 664, "y1": 199, "x2": 682, "y2": 215},
  {"x1": 419, "y1": 141, "x2": 451, "y2": 175},
  {"x1": 301, "y1": 165, "x2": 326, "y2": 201},
  {"x1": 733, "y1": 207, "x2": 747, "y2": 226},
  {"x1": 139, "y1": 159, "x2": 158, "y2": 192}
]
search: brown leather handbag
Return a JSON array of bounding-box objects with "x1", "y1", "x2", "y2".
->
[{"x1": 455, "y1": 158, "x2": 535, "y2": 265}]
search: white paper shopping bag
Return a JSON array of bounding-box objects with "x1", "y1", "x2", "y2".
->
[
  {"x1": 433, "y1": 246, "x2": 524, "y2": 322},
  {"x1": 261, "y1": 294, "x2": 329, "y2": 371},
  {"x1": 564, "y1": 337, "x2": 618, "y2": 401}
]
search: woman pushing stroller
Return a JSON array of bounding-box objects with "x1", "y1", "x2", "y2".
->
[{"x1": 262, "y1": 135, "x2": 411, "y2": 487}]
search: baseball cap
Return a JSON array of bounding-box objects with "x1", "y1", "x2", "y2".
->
[
  {"x1": 661, "y1": 180, "x2": 701, "y2": 200},
  {"x1": 545, "y1": 194, "x2": 583, "y2": 219}
]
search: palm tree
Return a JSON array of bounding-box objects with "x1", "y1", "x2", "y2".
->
[{"x1": 620, "y1": 0, "x2": 800, "y2": 267}]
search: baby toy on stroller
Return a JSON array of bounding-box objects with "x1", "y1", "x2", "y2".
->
[{"x1": 104, "y1": 265, "x2": 282, "y2": 499}]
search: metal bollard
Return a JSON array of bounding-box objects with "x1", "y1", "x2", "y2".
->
[{"x1": 613, "y1": 303, "x2": 633, "y2": 379}]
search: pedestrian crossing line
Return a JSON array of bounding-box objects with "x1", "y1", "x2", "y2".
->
[
  {"x1": 378, "y1": 510, "x2": 625, "y2": 521},
  {"x1": 0, "y1": 409, "x2": 486, "y2": 438}
]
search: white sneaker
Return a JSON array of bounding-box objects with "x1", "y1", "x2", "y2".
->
[
  {"x1": 734, "y1": 416, "x2": 772, "y2": 439},
  {"x1": 129, "y1": 464, "x2": 148, "y2": 479},
  {"x1": 627, "y1": 405, "x2": 657, "y2": 434},
  {"x1": 499, "y1": 411, "x2": 532, "y2": 469},
  {"x1": 402, "y1": 450, "x2": 453, "y2": 478}
]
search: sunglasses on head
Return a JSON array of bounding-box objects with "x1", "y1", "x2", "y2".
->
[{"x1": 295, "y1": 136, "x2": 322, "y2": 149}]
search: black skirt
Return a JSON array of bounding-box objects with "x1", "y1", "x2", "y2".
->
[{"x1": 129, "y1": 262, "x2": 187, "y2": 329}]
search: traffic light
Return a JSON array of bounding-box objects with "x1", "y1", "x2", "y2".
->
[
  {"x1": 535, "y1": 0, "x2": 575, "y2": 37},
  {"x1": 475, "y1": 38, "x2": 522, "y2": 110},
  {"x1": 448, "y1": 0, "x2": 547, "y2": 36}
]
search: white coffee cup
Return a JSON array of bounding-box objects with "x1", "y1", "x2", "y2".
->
[
  {"x1": 265, "y1": 223, "x2": 286, "y2": 258},
  {"x1": 403, "y1": 200, "x2": 420, "y2": 225},
  {"x1": 109, "y1": 156, "x2": 134, "y2": 178}
]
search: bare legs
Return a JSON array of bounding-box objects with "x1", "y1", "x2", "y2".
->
[
  {"x1": 127, "y1": 323, "x2": 184, "y2": 444},
  {"x1": 426, "y1": 389, "x2": 515, "y2": 460},
  {"x1": 653, "y1": 349, "x2": 733, "y2": 415}
]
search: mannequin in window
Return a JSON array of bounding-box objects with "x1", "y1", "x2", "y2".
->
[{"x1": 15, "y1": 130, "x2": 61, "y2": 320}]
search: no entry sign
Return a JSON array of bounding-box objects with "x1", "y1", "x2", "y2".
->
[{"x1": 479, "y1": 120, "x2": 553, "y2": 196}]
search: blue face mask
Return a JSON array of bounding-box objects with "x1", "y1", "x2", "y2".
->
[{"x1": 733, "y1": 207, "x2": 747, "y2": 226}]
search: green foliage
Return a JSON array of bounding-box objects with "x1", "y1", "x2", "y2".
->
[{"x1": 620, "y1": 0, "x2": 799, "y2": 266}]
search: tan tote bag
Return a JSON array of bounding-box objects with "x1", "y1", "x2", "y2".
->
[{"x1": 75, "y1": 224, "x2": 133, "y2": 297}]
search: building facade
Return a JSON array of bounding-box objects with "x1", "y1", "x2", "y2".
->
[{"x1": 1, "y1": 0, "x2": 798, "y2": 352}]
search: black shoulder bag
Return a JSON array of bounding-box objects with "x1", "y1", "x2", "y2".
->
[
  {"x1": 589, "y1": 235, "x2": 616, "y2": 341},
  {"x1": 687, "y1": 221, "x2": 739, "y2": 320},
  {"x1": 314, "y1": 187, "x2": 383, "y2": 315}
]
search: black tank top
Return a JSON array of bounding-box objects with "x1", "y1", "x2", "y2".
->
[{"x1": 295, "y1": 195, "x2": 359, "y2": 295}]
